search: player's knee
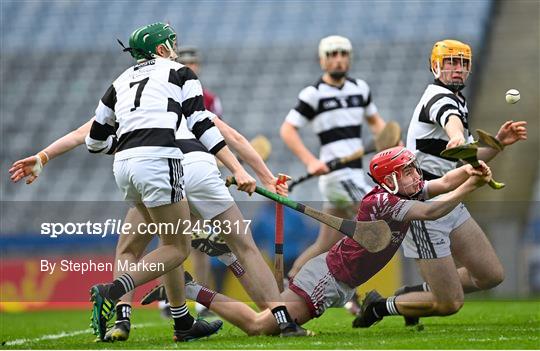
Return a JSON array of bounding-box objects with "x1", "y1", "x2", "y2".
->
[
  {"x1": 478, "y1": 267, "x2": 505, "y2": 290},
  {"x1": 175, "y1": 244, "x2": 191, "y2": 261},
  {"x1": 433, "y1": 300, "x2": 463, "y2": 315},
  {"x1": 161, "y1": 244, "x2": 190, "y2": 264}
]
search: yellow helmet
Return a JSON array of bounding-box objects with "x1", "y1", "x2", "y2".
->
[{"x1": 430, "y1": 39, "x2": 472, "y2": 79}]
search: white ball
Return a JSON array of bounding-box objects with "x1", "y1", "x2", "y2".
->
[{"x1": 505, "y1": 89, "x2": 520, "y2": 104}]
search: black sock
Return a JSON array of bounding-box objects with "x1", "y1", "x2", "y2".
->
[
  {"x1": 271, "y1": 305, "x2": 292, "y2": 325},
  {"x1": 372, "y1": 297, "x2": 401, "y2": 318},
  {"x1": 116, "y1": 303, "x2": 131, "y2": 322},
  {"x1": 109, "y1": 274, "x2": 135, "y2": 300},
  {"x1": 401, "y1": 282, "x2": 430, "y2": 294},
  {"x1": 170, "y1": 304, "x2": 195, "y2": 331}
]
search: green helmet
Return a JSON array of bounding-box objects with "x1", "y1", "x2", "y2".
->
[{"x1": 128, "y1": 22, "x2": 177, "y2": 61}]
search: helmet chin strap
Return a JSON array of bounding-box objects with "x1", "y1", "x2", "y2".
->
[
  {"x1": 432, "y1": 61, "x2": 441, "y2": 79},
  {"x1": 381, "y1": 173, "x2": 399, "y2": 195}
]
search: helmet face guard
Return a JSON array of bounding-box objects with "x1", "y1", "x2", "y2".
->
[
  {"x1": 128, "y1": 22, "x2": 178, "y2": 62},
  {"x1": 430, "y1": 39, "x2": 472, "y2": 91}
]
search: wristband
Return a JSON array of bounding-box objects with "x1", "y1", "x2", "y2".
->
[{"x1": 37, "y1": 151, "x2": 49, "y2": 166}]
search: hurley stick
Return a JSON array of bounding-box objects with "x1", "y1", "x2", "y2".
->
[
  {"x1": 274, "y1": 173, "x2": 290, "y2": 292},
  {"x1": 226, "y1": 177, "x2": 391, "y2": 253}
]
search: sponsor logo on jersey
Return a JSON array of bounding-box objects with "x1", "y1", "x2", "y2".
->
[{"x1": 134, "y1": 59, "x2": 156, "y2": 71}]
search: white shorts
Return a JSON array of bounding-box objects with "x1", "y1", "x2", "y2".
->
[
  {"x1": 318, "y1": 168, "x2": 371, "y2": 209},
  {"x1": 113, "y1": 157, "x2": 184, "y2": 208},
  {"x1": 289, "y1": 253, "x2": 355, "y2": 318},
  {"x1": 183, "y1": 159, "x2": 234, "y2": 219},
  {"x1": 402, "y1": 202, "x2": 471, "y2": 259}
]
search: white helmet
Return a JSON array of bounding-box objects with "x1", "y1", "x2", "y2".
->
[{"x1": 318, "y1": 35, "x2": 353, "y2": 59}]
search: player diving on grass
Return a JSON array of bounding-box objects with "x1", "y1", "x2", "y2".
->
[
  {"x1": 352, "y1": 39, "x2": 528, "y2": 329},
  {"x1": 140, "y1": 146, "x2": 493, "y2": 335},
  {"x1": 9, "y1": 22, "x2": 310, "y2": 341}
]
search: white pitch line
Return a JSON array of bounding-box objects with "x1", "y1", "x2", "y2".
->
[{"x1": 3, "y1": 322, "x2": 159, "y2": 346}]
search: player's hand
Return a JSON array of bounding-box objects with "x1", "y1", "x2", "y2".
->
[
  {"x1": 275, "y1": 177, "x2": 289, "y2": 197},
  {"x1": 477, "y1": 161, "x2": 492, "y2": 183},
  {"x1": 9, "y1": 155, "x2": 44, "y2": 184},
  {"x1": 495, "y1": 120, "x2": 527, "y2": 147},
  {"x1": 307, "y1": 159, "x2": 330, "y2": 176},
  {"x1": 261, "y1": 177, "x2": 277, "y2": 194},
  {"x1": 260, "y1": 177, "x2": 289, "y2": 197},
  {"x1": 462, "y1": 164, "x2": 483, "y2": 177},
  {"x1": 232, "y1": 168, "x2": 257, "y2": 194},
  {"x1": 469, "y1": 161, "x2": 492, "y2": 186},
  {"x1": 446, "y1": 135, "x2": 466, "y2": 149}
]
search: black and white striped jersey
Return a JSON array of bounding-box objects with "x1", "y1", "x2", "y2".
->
[
  {"x1": 406, "y1": 81, "x2": 474, "y2": 180},
  {"x1": 86, "y1": 57, "x2": 225, "y2": 160},
  {"x1": 284, "y1": 77, "x2": 378, "y2": 164},
  {"x1": 174, "y1": 114, "x2": 216, "y2": 165}
]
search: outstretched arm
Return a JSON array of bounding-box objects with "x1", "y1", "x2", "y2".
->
[
  {"x1": 9, "y1": 117, "x2": 94, "y2": 184},
  {"x1": 213, "y1": 117, "x2": 282, "y2": 193},
  {"x1": 427, "y1": 163, "x2": 484, "y2": 198},
  {"x1": 477, "y1": 120, "x2": 528, "y2": 162},
  {"x1": 404, "y1": 163, "x2": 491, "y2": 222}
]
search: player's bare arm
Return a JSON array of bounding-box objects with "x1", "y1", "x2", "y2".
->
[
  {"x1": 214, "y1": 145, "x2": 256, "y2": 194},
  {"x1": 477, "y1": 120, "x2": 528, "y2": 162},
  {"x1": 444, "y1": 115, "x2": 466, "y2": 149},
  {"x1": 366, "y1": 112, "x2": 386, "y2": 136},
  {"x1": 9, "y1": 117, "x2": 94, "y2": 184},
  {"x1": 426, "y1": 163, "x2": 485, "y2": 197},
  {"x1": 212, "y1": 116, "x2": 282, "y2": 193},
  {"x1": 280, "y1": 121, "x2": 329, "y2": 175},
  {"x1": 403, "y1": 164, "x2": 491, "y2": 222}
]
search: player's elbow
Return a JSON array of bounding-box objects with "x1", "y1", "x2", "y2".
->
[
  {"x1": 422, "y1": 205, "x2": 453, "y2": 221},
  {"x1": 279, "y1": 122, "x2": 295, "y2": 141}
]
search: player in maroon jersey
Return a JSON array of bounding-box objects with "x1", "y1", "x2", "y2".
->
[
  {"x1": 142, "y1": 146, "x2": 492, "y2": 335},
  {"x1": 176, "y1": 47, "x2": 223, "y2": 116}
]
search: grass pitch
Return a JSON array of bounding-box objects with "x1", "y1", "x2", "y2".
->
[{"x1": 1, "y1": 300, "x2": 538, "y2": 349}]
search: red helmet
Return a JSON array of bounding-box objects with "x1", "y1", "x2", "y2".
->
[{"x1": 369, "y1": 146, "x2": 421, "y2": 194}]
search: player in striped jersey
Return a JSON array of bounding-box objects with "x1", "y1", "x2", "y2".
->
[
  {"x1": 155, "y1": 147, "x2": 492, "y2": 335},
  {"x1": 281, "y1": 35, "x2": 386, "y2": 312},
  {"x1": 358, "y1": 39, "x2": 527, "y2": 328},
  {"x1": 83, "y1": 22, "x2": 261, "y2": 341},
  {"x1": 9, "y1": 111, "x2": 310, "y2": 339},
  {"x1": 9, "y1": 30, "x2": 310, "y2": 339}
]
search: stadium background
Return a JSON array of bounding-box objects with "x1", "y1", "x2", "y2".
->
[{"x1": 0, "y1": 0, "x2": 538, "y2": 315}]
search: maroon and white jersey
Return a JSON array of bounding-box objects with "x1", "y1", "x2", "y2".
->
[{"x1": 326, "y1": 185, "x2": 427, "y2": 287}]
